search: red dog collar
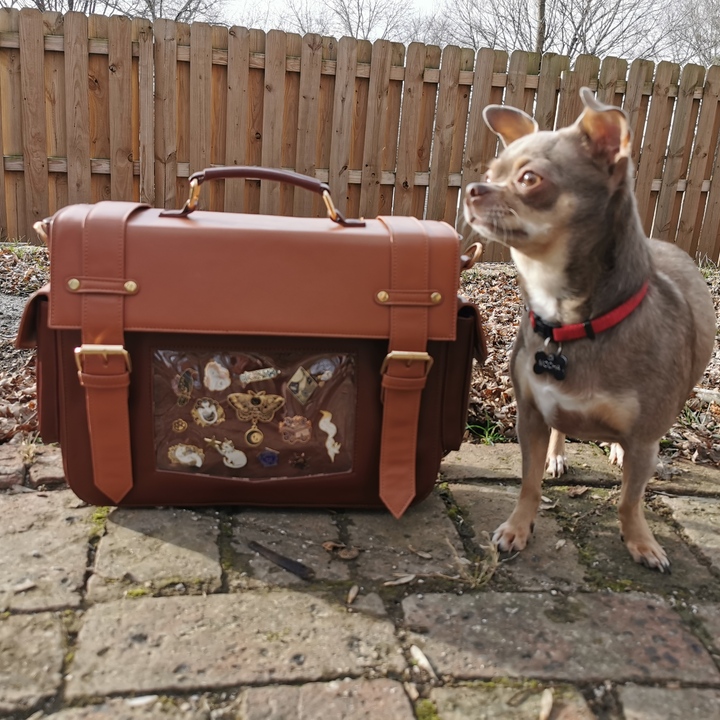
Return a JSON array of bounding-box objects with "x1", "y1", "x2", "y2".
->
[{"x1": 529, "y1": 280, "x2": 649, "y2": 342}]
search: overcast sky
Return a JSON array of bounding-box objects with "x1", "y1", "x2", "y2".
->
[{"x1": 223, "y1": 0, "x2": 434, "y2": 29}]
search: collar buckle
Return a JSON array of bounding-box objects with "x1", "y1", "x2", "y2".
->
[{"x1": 531, "y1": 313, "x2": 561, "y2": 341}]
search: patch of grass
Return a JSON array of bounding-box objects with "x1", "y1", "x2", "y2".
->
[
  {"x1": 20, "y1": 432, "x2": 40, "y2": 465},
  {"x1": 467, "y1": 413, "x2": 506, "y2": 445},
  {"x1": 698, "y1": 256, "x2": 719, "y2": 279}
]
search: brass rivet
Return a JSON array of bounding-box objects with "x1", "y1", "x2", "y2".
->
[
  {"x1": 124, "y1": 280, "x2": 138, "y2": 294},
  {"x1": 377, "y1": 291, "x2": 389, "y2": 303},
  {"x1": 67, "y1": 278, "x2": 80, "y2": 291},
  {"x1": 431, "y1": 292, "x2": 442, "y2": 304}
]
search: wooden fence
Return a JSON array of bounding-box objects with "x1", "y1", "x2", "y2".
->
[{"x1": 1, "y1": 8, "x2": 720, "y2": 262}]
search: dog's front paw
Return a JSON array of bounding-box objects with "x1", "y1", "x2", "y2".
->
[
  {"x1": 545, "y1": 453, "x2": 568, "y2": 478},
  {"x1": 624, "y1": 536, "x2": 671, "y2": 573},
  {"x1": 608, "y1": 443, "x2": 624, "y2": 468},
  {"x1": 493, "y1": 520, "x2": 534, "y2": 553}
]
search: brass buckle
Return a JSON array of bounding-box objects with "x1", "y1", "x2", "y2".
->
[
  {"x1": 185, "y1": 178, "x2": 202, "y2": 212},
  {"x1": 380, "y1": 351, "x2": 434, "y2": 376},
  {"x1": 322, "y1": 189, "x2": 338, "y2": 222},
  {"x1": 74, "y1": 344, "x2": 132, "y2": 373}
]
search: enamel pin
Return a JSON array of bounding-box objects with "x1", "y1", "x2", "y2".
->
[
  {"x1": 279, "y1": 415, "x2": 312, "y2": 444},
  {"x1": 171, "y1": 419, "x2": 188, "y2": 433},
  {"x1": 318, "y1": 410, "x2": 341, "y2": 461},
  {"x1": 203, "y1": 361, "x2": 231, "y2": 392},
  {"x1": 168, "y1": 443, "x2": 205, "y2": 468},
  {"x1": 206, "y1": 437, "x2": 248, "y2": 469},
  {"x1": 309, "y1": 358, "x2": 338, "y2": 384},
  {"x1": 191, "y1": 398, "x2": 226, "y2": 427},
  {"x1": 239, "y1": 367, "x2": 280, "y2": 386},
  {"x1": 227, "y1": 390, "x2": 285, "y2": 447},
  {"x1": 287, "y1": 367, "x2": 318, "y2": 404},
  {"x1": 257, "y1": 447, "x2": 280, "y2": 468},
  {"x1": 290, "y1": 452, "x2": 308, "y2": 470},
  {"x1": 172, "y1": 368, "x2": 197, "y2": 406}
]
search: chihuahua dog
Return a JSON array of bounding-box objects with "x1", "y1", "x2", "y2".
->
[{"x1": 463, "y1": 87, "x2": 715, "y2": 571}]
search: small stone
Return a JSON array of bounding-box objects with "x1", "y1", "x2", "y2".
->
[
  {"x1": 26, "y1": 446, "x2": 65, "y2": 488},
  {"x1": 125, "y1": 695, "x2": 158, "y2": 707}
]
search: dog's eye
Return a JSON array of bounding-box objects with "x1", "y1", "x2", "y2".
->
[{"x1": 518, "y1": 170, "x2": 541, "y2": 188}]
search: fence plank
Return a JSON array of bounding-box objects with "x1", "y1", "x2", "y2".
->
[
  {"x1": 394, "y1": 42, "x2": 428, "y2": 217},
  {"x1": 0, "y1": 50, "x2": 6, "y2": 238},
  {"x1": 294, "y1": 33, "x2": 323, "y2": 217},
  {"x1": 623, "y1": 58, "x2": 654, "y2": 165},
  {"x1": 461, "y1": 48, "x2": 505, "y2": 251},
  {"x1": 360, "y1": 39, "x2": 392, "y2": 219},
  {"x1": 175, "y1": 22, "x2": 190, "y2": 207},
  {"x1": 445, "y1": 47, "x2": 475, "y2": 225},
  {"x1": 210, "y1": 24, "x2": 228, "y2": 211},
  {"x1": 535, "y1": 53, "x2": 569, "y2": 130},
  {"x1": 378, "y1": 41, "x2": 404, "y2": 216},
  {"x1": 259, "y1": 29, "x2": 285, "y2": 214},
  {"x1": 44, "y1": 12, "x2": 66, "y2": 215},
  {"x1": 244, "y1": 29, "x2": 265, "y2": 214},
  {"x1": 556, "y1": 55, "x2": 601, "y2": 127},
  {"x1": 0, "y1": 8, "x2": 17, "y2": 240},
  {"x1": 63, "y1": 12, "x2": 90, "y2": 205},
  {"x1": 679, "y1": 65, "x2": 720, "y2": 255},
  {"x1": 697, "y1": 71, "x2": 720, "y2": 260},
  {"x1": 653, "y1": 64, "x2": 704, "y2": 242},
  {"x1": 469, "y1": 50, "x2": 509, "y2": 261},
  {"x1": 189, "y1": 22, "x2": 211, "y2": 208},
  {"x1": 427, "y1": 44, "x2": 461, "y2": 221},
  {"x1": 280, "y1": 32, "x2": 301, "y2": 215},
  {"x1": 88, "y1": 15, "x2": 110, "y2": 204},
  {"x1": 504, "y1": 50, "x2": 530, "y2": 111},
  {"x1": 136, "y1": 17, "x2": 153, "y2": 205},
  {"x1": 347, "y1": 40, "x2": 372, "y2": 219},
  {"x1": 0, "y1": 9, "x2": 22, "y2": 240},
  {"x1": 224, "y1": 25, "x2": 249, "y2": 213},
  {"x1": 413, "y1": 45, "x2": 441, "y2": 219},
  {"x1": 107, "y1": 15, "x2": 133, "y2": 201},
  {"x1": 597, "y1": 56, "x2": 627, "y2": 106},
  {"x1": 314, "y1": 35, "x2": 336, "y2": 217},
  {"x1": 153, "y1": 18, "x2": 177, "y2": 209},
  {"x1": 19, "y1": 9, "x2": 48, "y2": 235},
  {"x1": 328, "y1": 36, "x2": 357, "y2": 216},
  {"x1": 635, "y1": 61, "x2": 679, "y2": 233}
]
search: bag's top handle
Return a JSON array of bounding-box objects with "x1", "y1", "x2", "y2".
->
[{"x1": 161, "y1": 166, "x2": 366, "y2": 227}]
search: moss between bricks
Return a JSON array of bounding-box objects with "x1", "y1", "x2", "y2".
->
[
  {"x1": 88, "y1": 506, "x2": 111, "y2": 539},
  {"x1": 125, "y1": 587, "x2": 151, "y2": 598},
  {"x1": 415, "y1": 698, "x2": 440, "y2": 720}
]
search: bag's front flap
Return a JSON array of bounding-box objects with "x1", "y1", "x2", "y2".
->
[{"x1": 49, "y1": 205, "x2": 461, "y2": 341}]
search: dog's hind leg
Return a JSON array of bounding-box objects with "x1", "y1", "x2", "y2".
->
[
  {"x1": 545, "y1": 428, "x2": 568, "y2": 477},
  {"x1": 493, "y1": 403, "x2": 550, "y2": 552},
  {"x1": 618, "y1": 440, "x2": 669, "y2": 572}
]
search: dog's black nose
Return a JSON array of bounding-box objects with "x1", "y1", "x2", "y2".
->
[{"x1": 466, "y1": 182, "x2": 492, "y2": 197}]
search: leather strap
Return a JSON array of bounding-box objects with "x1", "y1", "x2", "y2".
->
[
  {"x1": 377, "y1": 217, "x2": 432, "y2": 518},
  {"x1": 77, "y1": 201, "x2": 147, "y2": 502}
]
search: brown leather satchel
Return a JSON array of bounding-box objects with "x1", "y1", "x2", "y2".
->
[{"x1": 16, "y1": 167, "x2": 485, "y2": 517}]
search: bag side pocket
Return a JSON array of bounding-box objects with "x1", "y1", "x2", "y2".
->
[{"x1": 441, "y1": 302, "x2": 486, "y2": 452}]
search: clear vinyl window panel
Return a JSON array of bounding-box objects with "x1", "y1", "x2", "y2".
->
[{"x1": 153, "y1": 349, "x2": 356, "y2": 480}]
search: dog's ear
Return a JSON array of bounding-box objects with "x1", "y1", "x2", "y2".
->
[
  {"x1": 577, "y1": 87, "x2": 631, "y2": 167},
  {"x1": 483, "y1": 105, "x2": 538, "y2": 148}
]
